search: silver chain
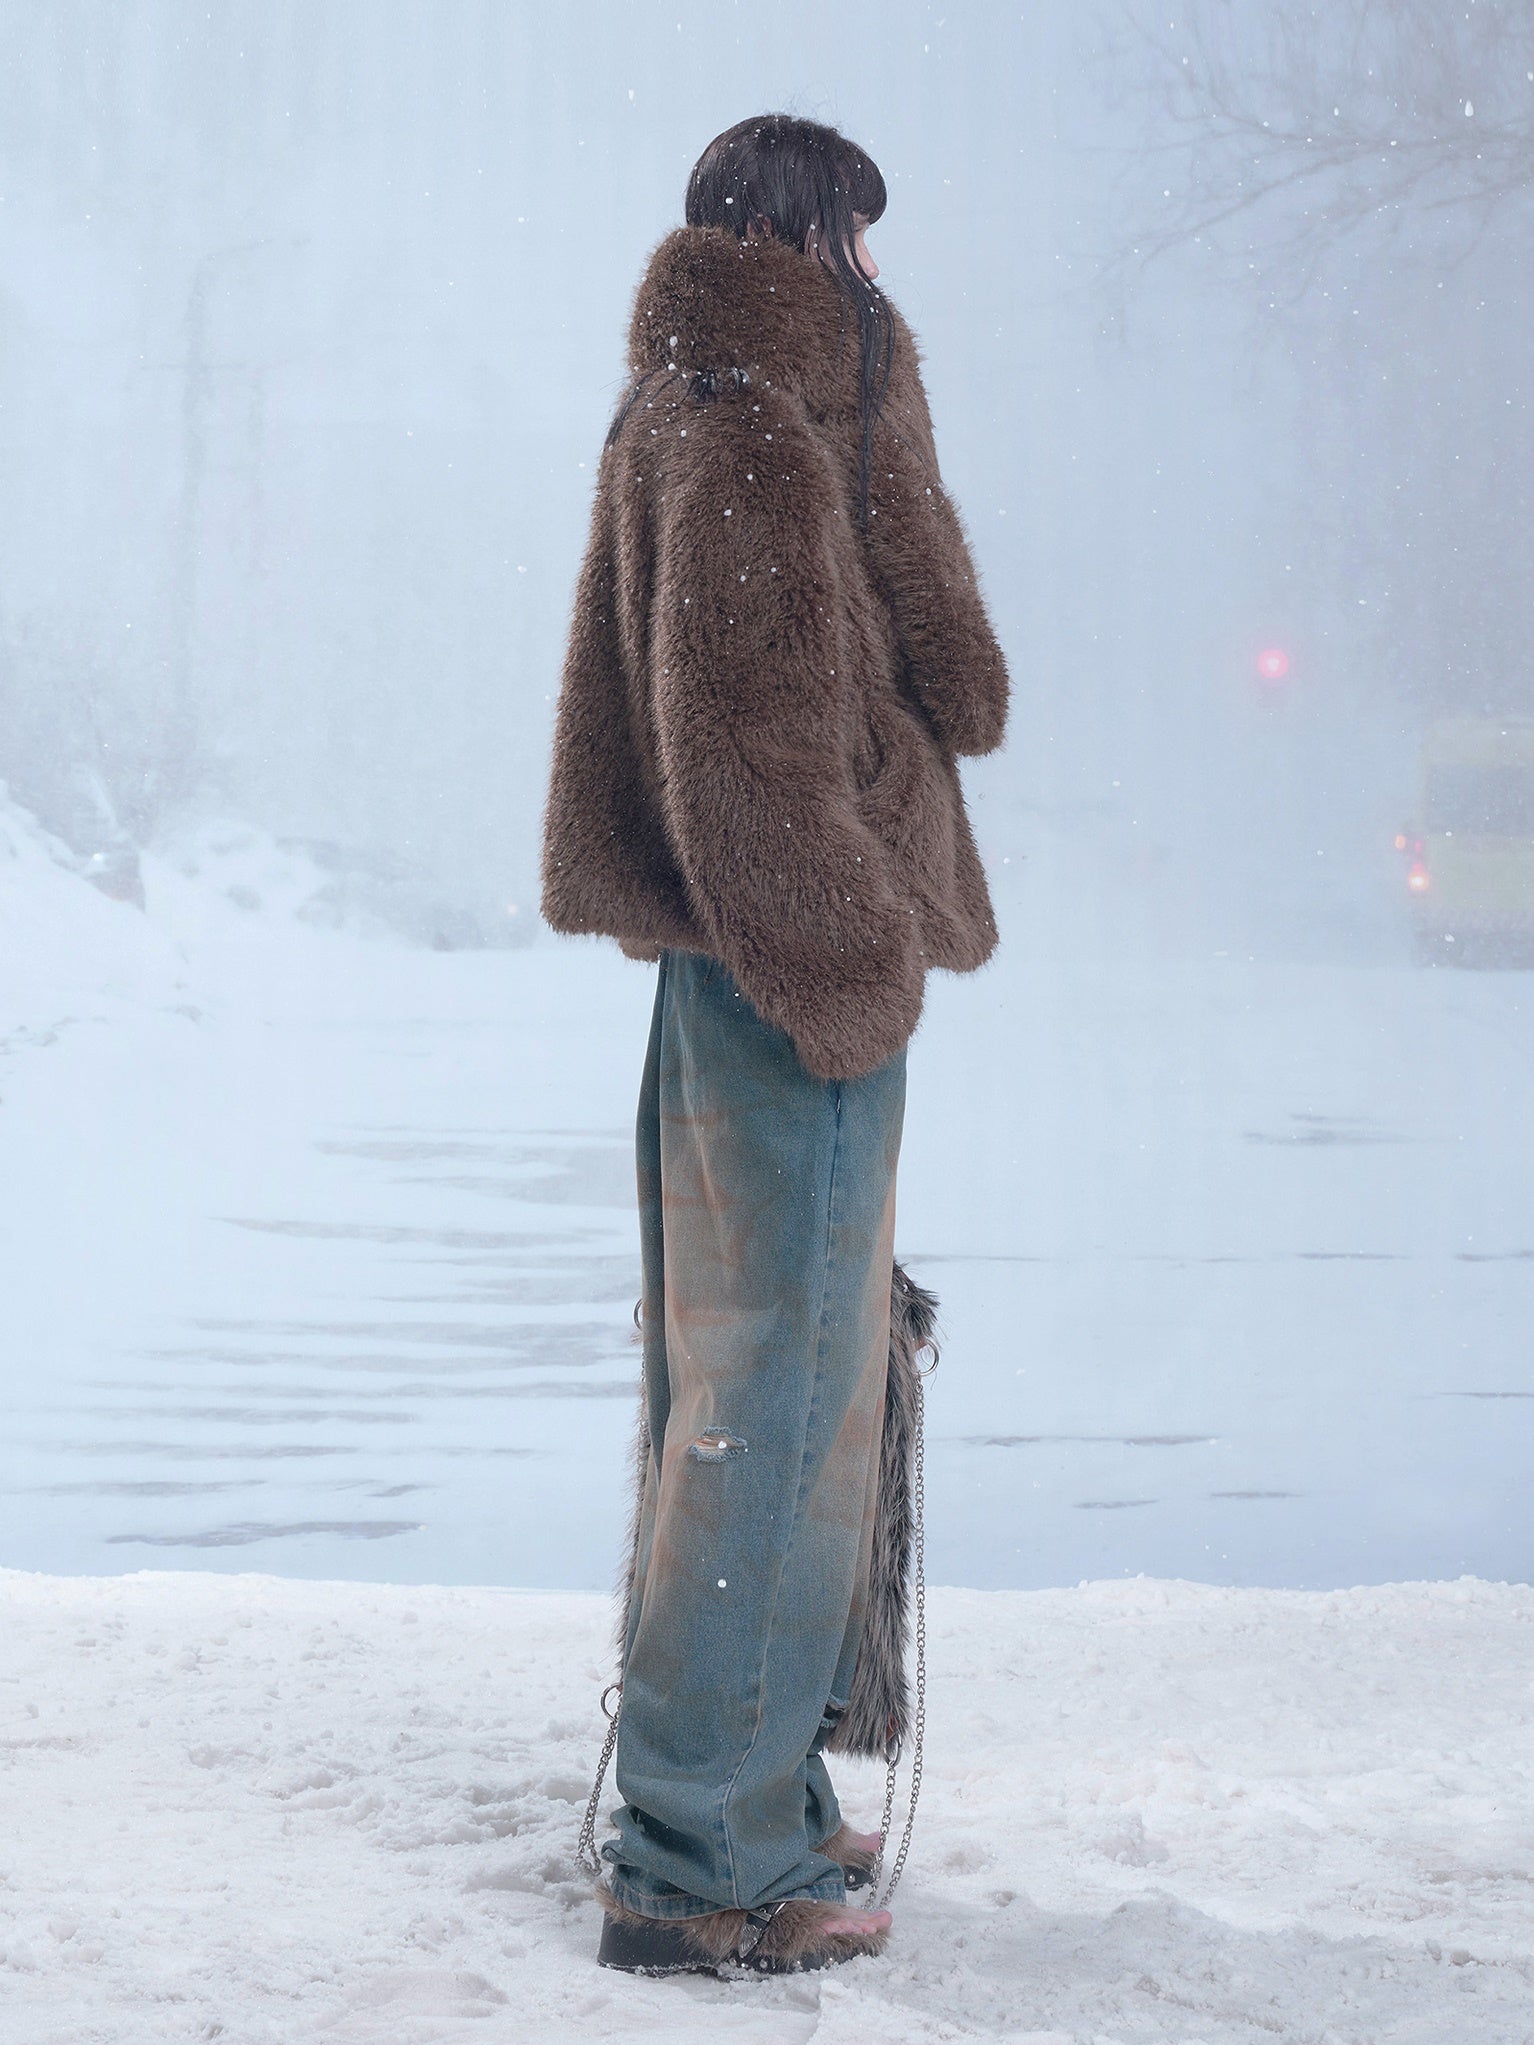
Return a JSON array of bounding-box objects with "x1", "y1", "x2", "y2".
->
[
  {"x1": 869, "y1": 1356, "x2": 928, "y2": 1908},
  {"x1": 576, "y1": 1682, "x2": 622, "y2": 1876}
]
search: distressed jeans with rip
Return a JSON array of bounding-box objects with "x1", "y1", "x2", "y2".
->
[{"x1": 602, "y1": 948, "x2": 907, "y2": 1920}]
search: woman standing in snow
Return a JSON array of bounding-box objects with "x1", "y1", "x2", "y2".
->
[{"x1": 542, "y1": 114, "x2": 1009, "y2": 1975}]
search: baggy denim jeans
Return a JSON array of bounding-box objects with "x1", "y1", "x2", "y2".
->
[{"x1": 603, "y1": 949, "x2": 907, "y2": 1920}]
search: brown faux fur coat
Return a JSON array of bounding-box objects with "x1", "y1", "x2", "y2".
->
[{"x1": 541, "y1": 224, "x2": 1009, "y2": 1079}]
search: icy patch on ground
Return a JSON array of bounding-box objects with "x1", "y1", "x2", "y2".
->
[
  {"x1": 0, "y1": 1570, "x2": 1529, "y2": 2042},
  {"x1": 3, "y1": 780, "x2": 1532, "y2": 1591}
]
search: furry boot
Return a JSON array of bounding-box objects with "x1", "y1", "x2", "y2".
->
[{"x1": 596, "y1": 1885, "x2": 889, "y2": 1975}]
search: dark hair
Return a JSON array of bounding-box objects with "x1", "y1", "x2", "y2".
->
[{"x1": 686, "y1": 114, "x2": 895, "y2": 525}]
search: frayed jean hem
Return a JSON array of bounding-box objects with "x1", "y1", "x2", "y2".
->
[{"x1": 602, "y1": 1857, "x2": 846, "y2": 1922}]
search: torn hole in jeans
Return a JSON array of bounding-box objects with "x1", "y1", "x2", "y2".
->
[{"x1": 686, "y1": 1430, "x2": 747, "y2": 1463}]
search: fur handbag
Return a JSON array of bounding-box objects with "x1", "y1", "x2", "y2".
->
[{"x1": 825, "y1": 1260, "x2": 937, "y2": 1757}]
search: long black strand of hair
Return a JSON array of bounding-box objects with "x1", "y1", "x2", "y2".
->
[{"x1": 684, "y1": 114, "x2": 896, "y2": 527}]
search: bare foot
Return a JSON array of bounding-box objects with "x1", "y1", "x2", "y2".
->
[{"x1": 841, "y1": 1827, "x2": 880, "y2": 1857}]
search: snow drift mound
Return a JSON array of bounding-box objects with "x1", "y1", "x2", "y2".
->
[
  {"x1": 0, "y1": 782, "x2": 186, "y2": 1039},
  {"x1": 142, "y1": 816, "x2": 523, "y2": 952},
  {"x1": 0, "y1": 787, "x2": 527, "y2": 1054}
]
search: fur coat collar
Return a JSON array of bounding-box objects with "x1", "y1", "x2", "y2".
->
[{"x1": 627, "y1": 225, "x2": 869, "y2": 417}]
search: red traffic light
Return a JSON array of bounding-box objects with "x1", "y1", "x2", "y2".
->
[{"x1": 1256, "y1": 647, "x2": 1291, "y2": 684}]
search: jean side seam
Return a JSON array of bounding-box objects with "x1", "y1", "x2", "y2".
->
[
  {"x1": 713, "y1": 1079, "x2": 843, "y2": 1911},
  {"x1": 624, "y1": 950, "x2": 670, "y2": 1671}
]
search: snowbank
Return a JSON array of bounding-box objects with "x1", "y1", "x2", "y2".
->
[
  {"x1": 1, "y1": 1569, "x2": 1530, "y2": 2043},
  {"x1": 0, "y1": 786, "x2": 185, "y2": 1038},
  {"x1": 0, "y1": 787, "x2": 501, "y2": 1057}
]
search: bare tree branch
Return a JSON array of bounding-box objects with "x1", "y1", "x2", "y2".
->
[{"x1": 1098, "y1": 0, "x2": 1534, "y2": 297}]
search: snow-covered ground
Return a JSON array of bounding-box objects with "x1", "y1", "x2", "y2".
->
[
  {"x1": 2, "y1": 1568, "x2": 1531, "y2": 2043},
  {"x1": 1, "y1": 787, "x2": 1529, "y2": 1592}
]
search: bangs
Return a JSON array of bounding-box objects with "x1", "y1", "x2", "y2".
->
[
  {"x1": 839, "y1": 148, "x2": 887, "y2": 226},
  {"x1": 686, "y1": 115, "x2": 888, "y2": 241}
]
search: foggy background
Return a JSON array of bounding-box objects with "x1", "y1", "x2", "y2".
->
[
  {"x1": 2, "y1": 1, "x2": 1529, "y2": 1592},
  {"x1": 6, "y1": 0, "x2": 1480, "y2": 943}
]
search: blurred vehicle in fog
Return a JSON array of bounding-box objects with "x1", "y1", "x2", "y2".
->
[{"x1": 1400, "y1": 718, "x2": 1534, "y2": 966}]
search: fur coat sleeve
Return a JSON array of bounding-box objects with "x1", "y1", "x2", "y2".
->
[
  {"x1": 865, "y1": 345, "x2": 1010, "y2": 760},
  {"x1": 646, "y1": 393, "x2": 926, "y2": 1077}
]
